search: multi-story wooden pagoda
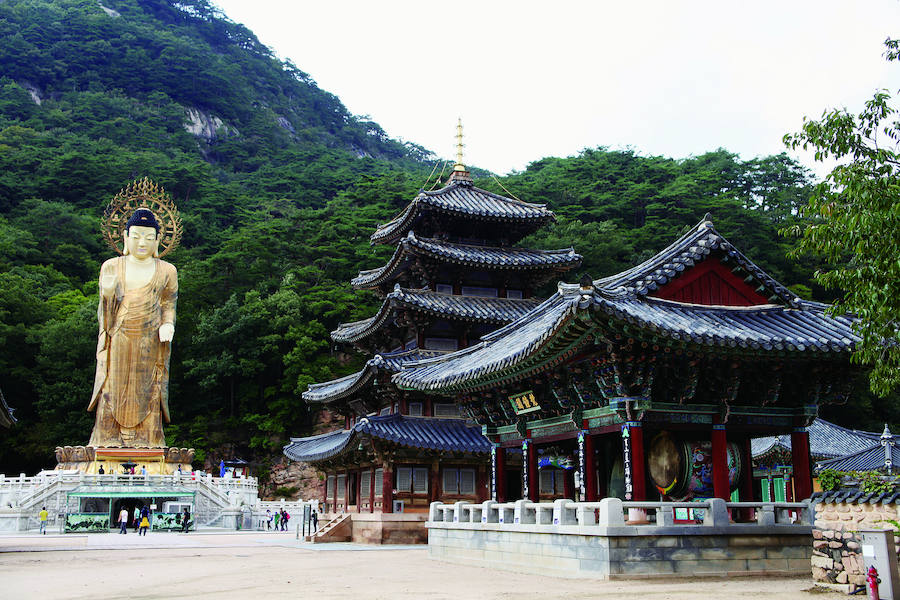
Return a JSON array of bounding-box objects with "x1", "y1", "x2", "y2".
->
[
  {"x1": 284, "y1": 138, "x2": 582, "y2": 522},
  {"x1": 394, "y1": 216, "x2": 861, "y2": 507}
]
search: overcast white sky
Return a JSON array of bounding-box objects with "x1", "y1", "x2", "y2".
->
[{"x1": 213, "y1": 0, "x2": 900, "y2": 177}]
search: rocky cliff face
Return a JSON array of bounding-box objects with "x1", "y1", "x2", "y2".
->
[{"x1": 262, "y1": 408, "x2": 343, "y2": 501}]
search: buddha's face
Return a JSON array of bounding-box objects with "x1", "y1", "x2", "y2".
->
[{"x1": 123, "y1": 225, "x2": 159, "y2": 261}]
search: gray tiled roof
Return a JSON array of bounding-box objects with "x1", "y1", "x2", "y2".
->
[
  {"x1": 301, "y1": 349, "x2": 446, "y2": 403},
  {"x1": 283, "y1": 414, "x2": 491, "y2": 462},
  {"x1": 596, "y1": 215, "x2": 798, "y2": 306},
  {"x1": 331, "y1": 287, "x2": 542, "y2": 344},
  {"x1": 370, "y1": 180, "x2": 555, "y2": 245},
  {"x1": 352, "y1": 232, "x2": 581, "y2": 289},
  {"x1": 812, "y1": 490, "x2": 900, "y2": 504},
  {"x1": 393, "y1": 217, "x2": 861, "y2": 393},
  {"x1": 752, "y1": 418, "x2": 879, "y2": 461},
  {"x1": 815, "y1": 427, "x2": 899, "y2": 473}
]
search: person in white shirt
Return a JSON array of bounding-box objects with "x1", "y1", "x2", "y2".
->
[{"x1": 118, "y1": 507, "x2": 129, "y2": 534}]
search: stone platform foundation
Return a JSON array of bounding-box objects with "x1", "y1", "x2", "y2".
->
[{"x1": 427, "y1": 498, "x2": 812, "y2": 579}]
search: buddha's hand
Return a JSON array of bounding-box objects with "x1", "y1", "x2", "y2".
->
[
  {"x1": 100, "y1": 273, "x2": 117, "y2": 297},
  {"x1": 159, "y1": 323, "x2": 175, "y2": 343}
]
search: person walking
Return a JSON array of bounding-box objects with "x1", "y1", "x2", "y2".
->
[
  {"x1": 133, "y1": 506, "x2": 140, "y2": 532},
  {"x1": 98, "y1": 465, "x2": 104, "y2": 475},
  {"x1": 181, "y1": 507, "x2": 190, "y2": 533},
  {"x1": 273, "y1": 511, "x2": 280, "y2": 531},
  {"x1": 281, "y1": 510, "x2": 289, "y2": 531},
  {"x1": 265, "y1": 509, "x2": 272, "y2": 531},
  {"x1": 39, "y1": 506, "x2": 48, "y2": 534},
  {"x1": 139, "y1": 505, "x2": 150, "y2": 535},
  {"x1": 140, "y1": 465, "x2": 147, "y2": 476},
  {"x1": 118, "y1": 507, "x2": 129, "y2": 534},
  {"x1": 311, "y1": 509, "x2": 318, "y2": 533}
]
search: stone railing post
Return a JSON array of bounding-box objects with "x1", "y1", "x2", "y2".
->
[
  {"x1": 757, "y1": 503, "x2": 775, "y2": 526},
  {"x1": 704, "y1": 498, "x2": 729, "y2": 527},
  {"x1": 553, "y1": 499, "x2": 576, "y2": 525},
  {"x1": 453, "y1": 501, "x2": 467, "y2": 523},
  {"x1": 597, "y1": 498, "x2": 625, "y2": 527},
  {"x1": 514, "y1": 499, "x2": 535, "y2": 525},
  {"x1": 576, "y1": 503, "x2": 598, "y2": 526},
  {"x1": 480, "y1": 500, "x2": 497, "y2": 523},
  {"x1": 657, "y1": 504, "x2": 675, "y2": 527}
]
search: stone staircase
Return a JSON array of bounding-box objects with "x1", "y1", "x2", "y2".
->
[{"x1": 306, "y1": 513, "x2": 351, "y2": 543}]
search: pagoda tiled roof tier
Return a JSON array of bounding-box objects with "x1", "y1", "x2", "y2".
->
[
  {"x1": 393, "y1": 218, "x2": 860, "y2": 394},
  {"x1": 331, "y1": 287, "x2": 542, "y2": 344},
  {"x1": 752, "y1": 418, "x2": 879, "y2": 462},
  {"x1": 352, "y1": 231, "x2": 582, "y2": 290},
  {"x1": 370, "y1": 179, "x2": 555, "y2": 246},
  {"x1": 596, "y1": 215, "x2": 798, "y2": 306},
  {"x1": 0, "y1": 386, "x2": 14, "y2": 428},
  {"x1": 282, "y1": 414, "x2": 491, "y2": 462},
  {"x1": 301, "y1": 349, "x2": 445, "y2": 404}
]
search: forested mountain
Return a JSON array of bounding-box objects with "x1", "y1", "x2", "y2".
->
[{"x1": 0, "y1": 0, "x2": 892, "y2": 477}]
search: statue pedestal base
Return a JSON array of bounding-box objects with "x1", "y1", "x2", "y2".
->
[{"x1": 55, "y1": 446, "x2": 194, "y2": 475}]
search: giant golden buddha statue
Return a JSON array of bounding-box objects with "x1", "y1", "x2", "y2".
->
[
  {"x1": 55, "y1": 179, "x2": 193, "y2": 473},
  {"x1": 87, "y1": 207, "x2": 177, "y2": 448}
]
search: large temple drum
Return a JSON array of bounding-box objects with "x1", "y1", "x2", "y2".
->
[{"x1": 647, "y1": 432, "x2": 743, "y2": 500}]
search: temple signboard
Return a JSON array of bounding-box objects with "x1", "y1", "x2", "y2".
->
[{"x1": 509, "y1": 390, "x2": 540, "y2": 415}]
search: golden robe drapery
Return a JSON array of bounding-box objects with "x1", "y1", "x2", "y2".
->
[{"x1": 88, "y1": 256, "x2": 177, "y2": 448}]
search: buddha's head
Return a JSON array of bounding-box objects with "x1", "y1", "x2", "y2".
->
[{"x1": 123, "y1": 209, "x2": 160, "y2": 260}]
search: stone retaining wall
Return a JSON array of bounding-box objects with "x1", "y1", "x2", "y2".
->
[
  {"x1": 428, "y1": 526, "x2": 812, "y2": 579},
  {"x1": 812, "y1": 500, "x2": 900, "y2": 586}
]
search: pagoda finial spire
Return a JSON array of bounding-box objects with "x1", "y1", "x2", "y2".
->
[{"x1": 453, "y1": 117, "x2": 465, "y2": 172}]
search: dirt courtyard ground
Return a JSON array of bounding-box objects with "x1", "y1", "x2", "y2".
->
[{"x1": 0, "y1": 531, "x2": 841, "y2": 600}]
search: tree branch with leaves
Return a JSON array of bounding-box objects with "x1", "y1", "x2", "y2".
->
[{"x1": 783, "y1": 38, "x2": 900, "y2": 397}]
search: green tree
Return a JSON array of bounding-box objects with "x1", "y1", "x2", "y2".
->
[{"x1": 783, "y1": 38, "x2": 900, "y2": 396}]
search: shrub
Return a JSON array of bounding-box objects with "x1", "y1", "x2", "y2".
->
[{"x1": 817, "y1": 469, "x2": 844, "y2": 492}]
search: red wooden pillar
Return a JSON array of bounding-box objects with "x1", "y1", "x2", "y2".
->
[
  {"x1": 740, "y1": 437, "x2": 755, "y2": 522},
  {"x1": 791, "y1": 427, "x2": 813, "y2": 500},
  {"x1": 741, "y1": 437, "x2": 754, "y2": 501},
  {"x1": 382, "y1": 464, "x2": 394, "y2": 513},
  {"x1": 711, "y1": 424, "x2": 730, "y2": 500},
  {"x1": 524, "y1": 440, "x2": 538, "y2": 501},
  {"x1": 583, "y1": 432, "x2": 598, "y2": 502},
  {"x1": 429, "y1": 461, "x2": 440, "y2": 504},
  {"x1": 625, "y1": 422, "x2": 646, "y2": 501},
  {"x1": 323, "y1": 472, "x2": 329, "y2": 510},
  {"x1": 493, "y1": 446, "x2": 506, "y2": 502},
  {"x1": 476, "y1": 465, "x2": 488, "y2": 502},
  {"x1": 563, "y1": 470, "x2": 574, "y2": 499},
  {"x1": 356, "y1": 471, "x2": 361, "y2": 513},
  {"x1": 369, "y1": 467, "x2": 375, "y2": 514}
]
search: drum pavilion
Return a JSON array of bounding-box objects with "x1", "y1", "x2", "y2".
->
[
  {"x1": 283, "y1": 155, "x2": 582, "y2": 521},
  {"x1": 394, "y1": 216, "x2": 861, "y2": 507}
]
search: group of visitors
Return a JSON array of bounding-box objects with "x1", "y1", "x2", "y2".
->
[
  {"x1": 96, "y1": 464, "x2": 149, "y2": 475},
  {"x1": 117, "y1": 504, "x2": 151, "y2": 535},
  {"x1": 264, "y1": 508, "x2": 291, "y2": 531}
]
